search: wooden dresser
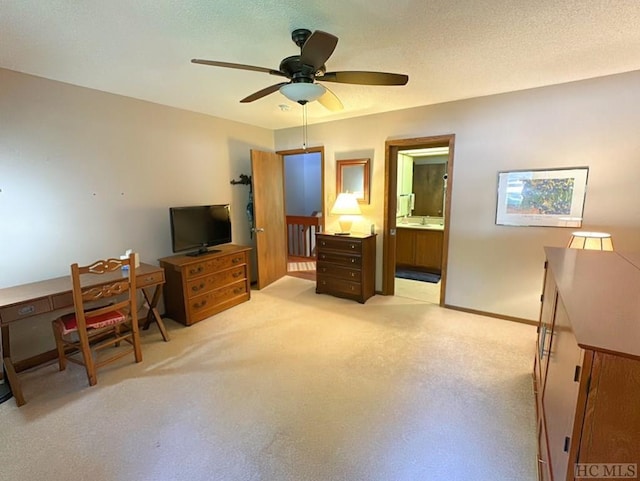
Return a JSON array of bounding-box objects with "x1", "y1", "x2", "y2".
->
[
  {"x1": 158, "y1": 244, "x2": 251, "y2": 326},
  {"x1": 534, "y1": 247, "x2": 640, "y2": 481},
  {"x1": 315, "y1": 232, "x2": 376, "y2": 303}
]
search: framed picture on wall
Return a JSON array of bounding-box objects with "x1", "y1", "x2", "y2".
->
[{"x1": 495, "y1": 167, "x2": 589, "y2": 227}]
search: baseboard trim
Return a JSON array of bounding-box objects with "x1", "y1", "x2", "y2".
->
[
  {"x1": 382, "y1": 289, "x2": 537, "y2": 326},
  {"x1": 443, "y1": 303, "x2": 537, "y2": 326}
]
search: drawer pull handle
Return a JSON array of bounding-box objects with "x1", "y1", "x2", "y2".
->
[
  {"x1": 233, "y1": 287, "x2": 244, "y2": 294},
  {"x1": 192, "y1": 283, "x2": 205, "y2": 292},
  {"x1": 144, "y1": 276, "x2": 155, "y2": 282},
  {"x1": 189, "y1": 266, "x2": 204, "y2": 275},
  {"x1": 351, "y1": 259, "x2": 356, "y2": 263},
  {"x1": 193, "y1": 300, "x2": 207, "y2": 309},
  {"x1": 18, "y1": 305, "x2": 36, "y2": 316},
  {"x1": 232, "y1": 271, "x2": 242, "y2": 278},
  {"x1": 351, "y1": 286, "x2": 355, "y2": 291},
  {"x1": 321, "y1": 268, "x2": 326, "y2": 273},
  {"x1": 232, "y1": 257, "x2": 241, "y2": 264},
  {"x1": 350, "y1": 245, "x2": 356, "y2": 249},
  {"x1": 351, "y1": 273, "x2": 355, "y2": 277}
]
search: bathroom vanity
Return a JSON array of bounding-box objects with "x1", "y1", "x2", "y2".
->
[{"x1": 396, "y1": 218, "x2": 443, "y2": 274}]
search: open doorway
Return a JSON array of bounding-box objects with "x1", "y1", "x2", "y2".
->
[
  {"x1": 278, "y1": 147, "x2": 325, "y2": 282},
  {"x1": 382, "y1": 135, "x2": 455, "y2": 305}
]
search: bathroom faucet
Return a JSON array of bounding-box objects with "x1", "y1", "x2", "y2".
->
[{"x1": 421, "y1": 217, "x2": 427, "y2": 225}]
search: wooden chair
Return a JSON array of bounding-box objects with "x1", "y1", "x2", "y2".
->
[{"x1": 51, "y1": 254, "x2": 142, "y2": 386}]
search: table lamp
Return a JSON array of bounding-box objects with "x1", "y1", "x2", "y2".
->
[
  {"x1": 567, "y1": 231, "x2": 614, "y2": 251},
  {"x1": 331, "y1": 193, "x2": 361, "y2": 235}
]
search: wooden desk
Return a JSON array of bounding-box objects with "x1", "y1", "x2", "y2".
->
[{"x1": 0, "y1": 263, "x2": 169, "y2": 406}]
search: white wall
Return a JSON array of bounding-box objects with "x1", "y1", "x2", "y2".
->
[
  {"x1": 302, "y1": 153, "x2": 322, "y2": 215},
  {"x1": 274, "y1": 70, "x2": 640, "y2": 321},
  {"x1": 0, "y1": 68, "x2": 274, "y2": 289},
  {"x1": 0, "y1": 69, "x2": 274, "y2": 359},
  {"x1": 4, "y1": 66, "x2": 640, "y2": 328},
  {"x1": 284, "y1": 152, "x2": 322, "y2": 216}
]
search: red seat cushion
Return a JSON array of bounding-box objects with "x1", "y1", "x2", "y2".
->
[{"x1": 57, "y1": 309, "x2": 126, "y2": 335}]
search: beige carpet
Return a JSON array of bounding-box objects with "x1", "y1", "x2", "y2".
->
[{"x1": 0, "y1": 276, "x2": 537, "y2": 481}]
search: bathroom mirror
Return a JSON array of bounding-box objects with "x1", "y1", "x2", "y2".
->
[
  {"x1": 411, "y1": 161, "x2": 447, "y2": 216},
  {"x1": 397, "y1": 150, "x2": 448, "y2": 217},
  {"x1": 336, "y1": 158, "x2": 370, "y2": 204}
]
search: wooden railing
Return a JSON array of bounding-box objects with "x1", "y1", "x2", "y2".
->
[{"x1": 286, "y1": 215, "x2": 320, "y2": 258}]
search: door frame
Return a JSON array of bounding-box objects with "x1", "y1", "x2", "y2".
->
[
  {"x1": 276, "y1": 146, "x2": 326, "y2": 233},
  {"x1": 382, "y1": 135, "x2": 455, "y2": 305}
]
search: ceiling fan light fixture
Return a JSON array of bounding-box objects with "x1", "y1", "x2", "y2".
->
[{"x1": 279, "y1": 82, "x2": 326, "y2": 104}]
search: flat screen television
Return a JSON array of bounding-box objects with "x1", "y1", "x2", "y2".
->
[{"x1": 169, "y1": 204, "x2": 232, "y2": 256}]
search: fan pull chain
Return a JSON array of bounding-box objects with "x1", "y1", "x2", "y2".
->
[{"x1": 302, "y1": 103, "x2": 308, "y2": 150}]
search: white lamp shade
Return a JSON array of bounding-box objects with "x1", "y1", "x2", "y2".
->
[
  {"x1": 280, "y1": 82, "x2": 326, "y2": 103},
  {"x1": 568, "y1": 231, "x2": 614, "y2": 251},
  {"x1": 330, "y1": 193, "x2": 362, "y2": 215}
]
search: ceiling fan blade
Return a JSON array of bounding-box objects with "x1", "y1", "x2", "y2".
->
[
  {"x1": 317, "y1": 86, "x2": 343, "y2": 111},
  {"x1": 240, "y1": 82, "x2": 289, "y2": 103},
  {"x1": 321, "y1": 71, "x2": 409, "y2": 86},
  {"x1": 191, "y1": 59, "x2": 288, "y2": 78},
  {"x1": 300, "y1": 30, "x2": 338, "y2": 70}
]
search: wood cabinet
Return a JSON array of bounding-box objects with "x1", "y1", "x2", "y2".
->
[
  {"x1": 395, "y1": 227, "x2": 443, "y2": 273},
  {"x1": 315, "y1": 233, "x2": 376, "y2": 303},
  {"x1": 534, "y1": 247, "x2": 640, "y2": 481},
  {"x1": 158, "y1": 244, "x2": 251, "y2": 326}
]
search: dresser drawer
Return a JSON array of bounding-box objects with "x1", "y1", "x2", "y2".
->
[
  {"x1": 137, "y1": 270, "x2": 165, "y2": 289},
  {"x1": 0, "y1": 297, "x2": 52, "y2": 324},
  {"x1": 316, "y1": 275, "x2": 361, "y2": 297},
  {"x1": 317, "y1": 262, "x2": 362, "y2": 282},
  {"x1": 317, "y1": 237, "x2": 363, "y2": 253},
  {"x1": 317, "y1": 251, "x2": 361, "y2": 266},
  {"x1": 184, "y1": 253, "x2": 247, "y2": 280},
  {"x1": 51, "y1": 292, "x2": 74, "y2": 310},
  {"x1": 186, "y1": 266, "x2": 246, "y2": 298},
  {"x1": 187, "y1": 280, "x2": 248, "y2": 318}
]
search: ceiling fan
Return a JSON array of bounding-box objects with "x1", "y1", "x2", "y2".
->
[{"x1": 191, "y1": 28, "x2": 409, "y2": 111}]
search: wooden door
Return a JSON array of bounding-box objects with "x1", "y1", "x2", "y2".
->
[
  {"x1": 537, "y1": 267, "x2": 558, "y2": 396},
  {"x1": 251, "y1": 149, "x2": 287, "y2": 289},
  {"x1": 542, "y1": 297, "x2": 584, "y2": 481}
]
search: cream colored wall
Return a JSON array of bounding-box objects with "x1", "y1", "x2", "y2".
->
[
  {"x1": 3, "y1": 66, "x2": 640, "y2": 342},
  {"x1": 0, "y1": 68, "x2": 273, "y2": 286},
  {"x1": 274, "y1": 70, "x2": 640, "y2": 321},
  {"x1": 0, "y1": 68, "x2": 274, "y2": 358}
]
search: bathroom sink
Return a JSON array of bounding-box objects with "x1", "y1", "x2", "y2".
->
[{"x1": 399, "y1": 222, "x2": 444, "y2": 229}]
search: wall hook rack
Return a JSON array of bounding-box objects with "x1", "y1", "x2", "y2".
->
[{"x1": 230, "y1": 174, "x2": 252, "y2": 186}]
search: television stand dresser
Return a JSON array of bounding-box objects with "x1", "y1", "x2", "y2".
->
[{"x1": 158, "y1": 244, "x2": 251, "y2": 326}]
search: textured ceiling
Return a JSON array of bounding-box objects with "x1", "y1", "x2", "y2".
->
[{"x1": 3, "y1": 1, "x2": 640, "y2": 129}]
